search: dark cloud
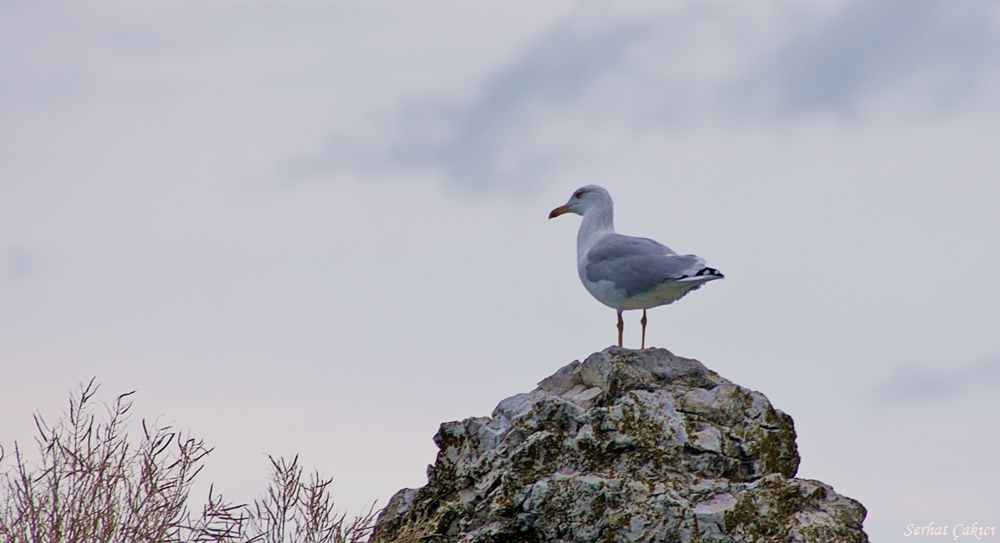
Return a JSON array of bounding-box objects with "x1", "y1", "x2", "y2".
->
[
  {"x1": 382, "y1": 19, "x2": 654, "y2": 192},
  {"x1": 282, "y1": 14, "x2": 654, "y2": 193},
  {"x1": 290, "y1": 1, "x2": 1000, "y2": 192},
  {"x1": 728, "y1": 0, "x2": 1000, "y2": 115}
]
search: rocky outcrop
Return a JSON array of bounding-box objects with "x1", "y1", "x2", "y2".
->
[{"x1": 372, "y1": 347, "x2": 868, "y2": 543}]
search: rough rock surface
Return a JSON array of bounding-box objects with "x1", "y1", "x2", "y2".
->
[{"x1": 372, "y1": 347, "x2": 868, "y2": 543}]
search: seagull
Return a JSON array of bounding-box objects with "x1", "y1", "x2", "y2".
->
[{"x1": 549, "y1": 185, "x2": 723, "y2": 349}]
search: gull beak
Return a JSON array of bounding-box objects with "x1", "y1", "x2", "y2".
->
[{"x1": 549, "y1": 205, "x2": 572, "y2": 219}]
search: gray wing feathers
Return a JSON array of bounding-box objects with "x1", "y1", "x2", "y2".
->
[
  {"x1": 586, "y1": 235, "x2": 676, "y2": 261},
  {"x1": 585, "y1": 234, "x2": 708, "y2": 297}
]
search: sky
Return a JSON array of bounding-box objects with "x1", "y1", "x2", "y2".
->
[{"x1": 2, "y1": 1, "x2": 999, "y2": 541}]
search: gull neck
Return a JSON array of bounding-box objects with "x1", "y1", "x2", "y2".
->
[{"x1": 577, "y1": 202, "x2": 615, "y2": 251}]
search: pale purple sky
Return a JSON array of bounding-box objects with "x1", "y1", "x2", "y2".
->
[{"x1": 3, "y1": 2, "x2": 1000, "y2": 541}]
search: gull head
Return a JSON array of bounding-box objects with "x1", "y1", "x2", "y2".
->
[{"x1": 548, "y1": 185, "x2": 612, "y2": 219}]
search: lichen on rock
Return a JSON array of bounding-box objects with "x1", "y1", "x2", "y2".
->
[{"x1": 372, "y1": 347, "x2": 868, "y2": 543}]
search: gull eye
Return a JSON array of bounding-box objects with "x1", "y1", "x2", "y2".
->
[{"x1": 574, "y1": 190, "x2": 584, "y2": 199}]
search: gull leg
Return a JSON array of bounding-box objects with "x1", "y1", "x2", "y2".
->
[
  {"x1": 641, "y1": 310, "x2": 647, "y2": 350},
  {"x1": 617, "y1": 310, "x2": 624, "y2": 347}
]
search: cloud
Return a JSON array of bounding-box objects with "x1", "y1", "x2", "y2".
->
[
  {"x1": 873, "y1": 358, "x2": 1000, "y2": 404},
  {"x1": 281, "y1": 9, "x2": 655, "y2": 193},
  {"x1": 1, "y1": 247, "x2": 42, "y2": 281},
  {"x1": 286, "y1": 1, "x2": 1000, "y2": 192},
  {"x1": 383, "y1": 19, "x2": 653, "y2": 191},
  {"x1": 729, "y1": 0, "x2": 1000, "y2": 115}
]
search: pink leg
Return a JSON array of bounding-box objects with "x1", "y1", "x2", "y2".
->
[
  {"x1": 641, "y1": 310, "x2": 647, "y2": 349},
  {"x1": 617, "y1": 311, "x2": 624, "y2": 347}
]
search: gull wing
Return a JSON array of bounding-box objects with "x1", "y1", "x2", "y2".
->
[{"x1": 584, "y1": 234, "x2": 709, "y2": 297}]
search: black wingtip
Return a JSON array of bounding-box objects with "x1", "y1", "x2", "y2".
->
[{"x1": 697, "y1": 267, "x2": 724, "y2": 279}]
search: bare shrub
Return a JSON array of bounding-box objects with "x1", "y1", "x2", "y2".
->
[
  {"x1": 241, "y1": 456, "x2": 378, "y2": 543},
  {"x1": 0, "y1": 380, "x2": 379, "y2": 543}
]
